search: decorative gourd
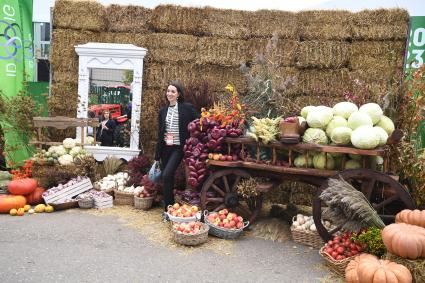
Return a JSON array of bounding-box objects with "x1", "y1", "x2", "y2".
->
[
  {"x1": 382, "y1": 223, "x2": 425, "y2": 259},
  {"x1": 345, "y1": 253, "x2": 412, "y2": 283},
  {"x1": 8, "y1": 178, "x2": 37, "y2": 195},
  {"x1": 395, "y1": 209, "x2": 425, "y2": 228},
  {"x1": 25, "y1": 187, "x2": 46, "y2": 205},
  {"x1": 0, "y1": 195, "x2": 27, "y2": 213}
]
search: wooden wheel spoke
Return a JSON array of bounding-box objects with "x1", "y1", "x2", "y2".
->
[
  {"x1": 206, "y1": 197, "x2": 224, "y2": 203},
  {"x1": 222, "y1": 175, "x2": 230, "y2": 193},
  {"x1": 373, "y1": 195, "x2": 398, "y2": 210},
  {"x1": 231, "y1": 175, "x2": 241, "y2": 192},
  {"x1": 213, "y1": 204, "x2": 226, "y2": 212},
  {"x1": 361, "y1": 179, "x2": 376, "y2": 200},
  {"x1": 211, "y1": 184, "x2": 225, "y2": 197}
]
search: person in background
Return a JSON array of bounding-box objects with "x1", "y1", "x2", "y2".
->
[
  {"x1": 97, "y1": 110, "x2": 116, "y2": 146},
  {"x1": 154, "y1": 81, "x2": 199, "y2": 213},
  {"x1": 87, "y1": 110, "x2": 96, "y2": 137}
]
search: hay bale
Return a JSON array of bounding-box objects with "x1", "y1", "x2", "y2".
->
[
  {"x1": 48, "y1": 82, "x2": 78, "y2": 117},
  {"x1": 53, "y1": 69, "x2": 78, "y2": 84},
  {"x1": 99, "y1": 32, "x2": 140, "y2": 44},
  {"x1": 350, "y1": 40, "x2": 406, "y2": 59},
  {"x1": 383, "y1": 253, "x2": 425, "y2": 283},
  {"x1": 106, "y1": 4, "x2": 152, "y2": 33},
  {"x1": 295, "y1": 41, "x2": 350, "y2": 69},
  {"x1": 149, "y1": 5, "x2": 207, "y2": 35},
  {"x1": 350, "y1": 55, "x2": 404, "y2": 72},
  {"x1": 53, "y1": 0, "x2": 107, "y2": 31},
  {"x1": 144, "y1": 62, "x2": 197, "y2": 89},
  {"x1": 250, "y1": 10, "x2": 299, "y2": 39},
  {"x1": 249, "y1": 38, "x2": 298, "y2": 67},
  {"x1": 140, "y1": 88, "x2": 163, "y2": 155},
  {"x1": 146, "y1": 33, "x2": 198, "y2": 63},
  {"x1": 350, "y1": 9, "x2": 409, "y2": 40},
  {"x1": 195, "y1": 65, "x2": 247, "y2": 93},
  {"x1": 202, "y1": 8, "x2": 252, "y2": 39},
  {"x1": 50, "y1": 29, "x2": 99, "y2": 74},
  {"x1": 298, "y1": 68, "x2": 351, "y2": 98},
  {"x1": 298, "y1": 10, "x2": 352, "y2": 40},
  {"x1": 197, "y1": 37, "x2": 250, "y2": 67}
]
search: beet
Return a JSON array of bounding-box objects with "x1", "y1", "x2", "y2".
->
[
  {"x1": 219, "y1": 129, "x2": 227, "y2": 137},
  {"x1": 211, "y1": 128, "x2": 221, "y2": 140}
]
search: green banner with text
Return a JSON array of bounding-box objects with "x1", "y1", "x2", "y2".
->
[{"x1": 0, "y1": 0, "x2": 34, "y2": 166}]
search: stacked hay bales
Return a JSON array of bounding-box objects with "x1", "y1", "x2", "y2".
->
[{"x1": 50, "y1": 2, "x2": 408, "y2": 203}]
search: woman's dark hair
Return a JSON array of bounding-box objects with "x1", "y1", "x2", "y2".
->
[{"x1": 167, "y1": 80, "x2": 185, "y2": 103}]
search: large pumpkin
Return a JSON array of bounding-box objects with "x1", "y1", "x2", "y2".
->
[
  {"x1": 345, "y1": 253, "x2": 412, "y2": 283},
  {"x1": 8, "y1": 178, "x2": 37, "y2": 195},
  {"x1": 25, "y1": 187, "x2": 46, "y2": 205},
  {"x1": 382, "y1": 223, "x2": 425, "y2": 259},
  {"x1": 396, "y1": 209, "x2": 425, "y2": 228},
  {"x1": 0, "y1": 195, "x2": 27, "y2": 213}
]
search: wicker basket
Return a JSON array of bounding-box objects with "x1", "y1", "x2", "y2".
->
[
  {"x1": 290, "y1": 226, "x2": 324, "y2": 248},
  {"x1": 319, "y1": 246, "x2": 358, "y2": 276},
  {"x1": 172, "y1": 223, "x2": 209, "y2": 246},
  {"x1": 78, "y1": 198, "x2": 94, "y2": 209},
  {"x1": 134, "y1": 195, "x2": 154, "y2": 210},
  {"x1": 166, "y1": 205, "x2": 201, "y2": 223},
  {"x1": 203, "y1": 211, "x2": 249, "y2": 239},
  {"x1": 51, "y1": 200, "x2": 79, "y2": 211},
  {"x1": 113, "y1": 190, "x2": 134, "y2": 205}
]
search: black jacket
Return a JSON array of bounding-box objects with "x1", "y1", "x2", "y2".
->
[{"x1": 154, "y1": 102, "x2": 199, "y2": 160}]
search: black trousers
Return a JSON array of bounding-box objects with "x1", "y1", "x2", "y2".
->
[{"x1": 160, "y1": 145, "x2": 184, "y2": 210}]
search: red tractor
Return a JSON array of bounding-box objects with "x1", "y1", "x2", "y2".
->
[{"x1": 89, "y1": 104, "x2": 128, "y2": 123}]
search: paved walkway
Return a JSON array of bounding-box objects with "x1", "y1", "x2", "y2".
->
[{"x1": 0, "y1": 208, "x2": 334, "y2": 283}]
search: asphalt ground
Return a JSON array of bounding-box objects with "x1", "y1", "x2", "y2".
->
[{"x1": 0, "y1": 207, "x2": 336, "y2": 283}]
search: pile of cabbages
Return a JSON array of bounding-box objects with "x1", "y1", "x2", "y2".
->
[{"x1": 295, "y1": 102, "x2": 395, "y2": 170}]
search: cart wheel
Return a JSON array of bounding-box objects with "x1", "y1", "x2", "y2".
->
[
  {"x1": 313, "y1": 169, "x2": 416, "y2": 242},
  {"x1": 200, "y1": 169, "x2": 263, "y2": 224}
]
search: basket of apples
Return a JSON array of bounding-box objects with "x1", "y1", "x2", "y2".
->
[
  {"x1": 204, "y1": 209, "x2": 249, "y2": 239},
  {"x1": 134, "y1": 188, "x2": 155, "y2": 210},
  {"x1": 319, "y1": 232, "x2": 365, "y2": 275},
  {"x1": 167, "y1": 203, "x2": 202, "y2": 223},
  {"x1": 172, "y1": 221, "x2": 209, "y2": 246}
]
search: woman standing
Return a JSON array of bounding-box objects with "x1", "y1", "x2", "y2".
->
[
  {"x1": 154, "y1": 81, "x2": 198, "y2": 211},
  {"x1": 97, "y1": 110, "x2": 116, "y2": 146}
]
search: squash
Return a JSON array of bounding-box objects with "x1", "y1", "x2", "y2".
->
[
  {"x1": 0, "y1": 195, "x2": 27, "y2": 213},
  {"x1": 25, "y1": 187, "x2": 45, "y2": 205},
  {"x1": 345, "y1": 253, "x2": 412, "y2": 283},
  {"x1": 382, "y1": 223, "x2": 425, "y2": 259},
  {"x1": 396, "y1": 209, "x2": 425, "y2": 228},
  {"x1": 8, "y1": 178, "x2": 37, "y2": 195}
]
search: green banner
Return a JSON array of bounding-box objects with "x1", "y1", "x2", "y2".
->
[
  {"x1": 0, "y1": 0, "x2": 34, "y2": 166},
  {"x1": 405, "y1": 16, "x2": 425, "y2": 150}
]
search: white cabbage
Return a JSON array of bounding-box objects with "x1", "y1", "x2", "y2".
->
[
  {"x1": 344, "y1": 159, "x2": 362, "y2": 170},
  {"x1": 347, "y1": 111, "x2": 373, "y2": 130},
  {"x1": 332, "y1": 102, "x2": 358, "y2": 119},
  {"x1": 313, "y1": 153, "x2": 335, "y2": 170},
  {"x1": 351, "y1": 125, "x2": 380, "y2": 149},
  {"x1": 373, "y1": 126, "x2": 389, "y2": 147},
  {"x1": 294, "y1": 154, "x2": 313, "y2": 168},
  {"x1": 376, "y1": 115, "x2": 395, "y2": 135},
  {"x1": 359, "y1": 103, "x2": 383, "y2": 125},
  {"x1": 300, "y1": 106, "x2": 316, "y2": 119},
  {"x1": 302, "y1": 128, "x2": 328, "y2": 144},
  {"x1": 330, "y1": 126, "x2": 352, "y2": 145},
  {"x1": 326, "y1": 116, "x2": 348, "y2": 137}
]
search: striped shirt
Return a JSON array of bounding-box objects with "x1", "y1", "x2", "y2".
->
[{"x1": 164, "y1": 103, "x2": 180, "y2": 145}]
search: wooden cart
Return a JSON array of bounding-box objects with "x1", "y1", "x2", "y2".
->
[{"x1": 200, "y1": 130, "x2": 416, "y2": 241}]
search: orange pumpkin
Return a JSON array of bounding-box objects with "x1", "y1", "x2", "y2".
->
[
  {"x1": 382, "y1": 223, "x2": 425, "y2": 259},
  {"x1": 8, "y1": 178, "x2": 37, "y2": 195},
  {"x1": 396, "y1": 209, "x2": 425, "y2": 228},
  {"x1": 0, "y1": 195, "x2": 27, "y2": 213},
  {"x1": 345, "y1": 253, "x2": 412, "y2": 283},
  {"x1": 25, "y1": 187, "x2": 46, "y2": 205}
]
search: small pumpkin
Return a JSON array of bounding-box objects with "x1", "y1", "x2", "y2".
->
[
  {"x1": 0, "y1": 195, "x2": 27, "y2": 213},
  {"x1": 345, "y1": 253, "x2": 412, "y2": 283},
  {"x1": 396, "y1": 209, "x2": 425, "y2": 228},
  {"x1": 382, "y1": 223, "x2": 425, "y2": 259},
  {"x1": 25, "y1": 187, "x2": 46, "y2": 205},
  {"x1": 8, "y1": 178, "x2": 38, "y2": 195}
]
